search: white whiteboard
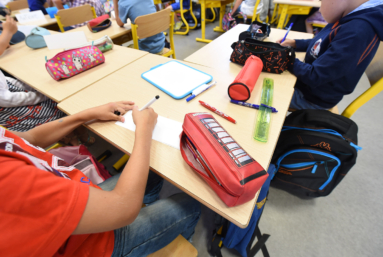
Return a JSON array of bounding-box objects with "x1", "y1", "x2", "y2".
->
[{"x1": 141, "y1": 61, "x2": 213, "y2": 99}]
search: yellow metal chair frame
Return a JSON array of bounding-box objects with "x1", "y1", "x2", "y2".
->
[
  {"x1": 276, "y1": 4, "x2": 312, "y2": 29},
  {"x1": 174, "y1": 0, "x2": 198, "y2": 35},
  {"x1": 341, "y1": 77, "x2": 383, "y2": 118},
  {"x1": 131, "y1": 10, "x2": 176, "y2": 59},
  {"x1": 55, "y1": 5, "x2": 97, "y2": 32}
]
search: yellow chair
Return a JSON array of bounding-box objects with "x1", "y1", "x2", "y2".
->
[
  {"x1": 6, "y1": 0, "x2": 29, "y2": 11},
  {"x1": 341, "y1": 45, "x2": 383, "y2": 118},
  {"x1": 173, "y1": 0, "x2": 198, "y2": 35},
  {"x1": 55, "y1": 4, "x2": 97, "y2": 32},
  {"x1": 131, "y1": 9, "x2": 176, "y2": 59}
]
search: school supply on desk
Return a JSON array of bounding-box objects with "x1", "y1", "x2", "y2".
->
[
  {"x1": 64, "y1": 35, "x2": 114, "y2": 53},
  {"x1": 16, "y1": 10, "x2": 46, "y2": 24},
  {"x1": 254, "y1": 78, "x2": 274, "y2": 142},
  {"x1": 25, "y1": 27, "x2": 50, "y2": 49},
  {"x1": 142, "y1": 61, "x2": 213, "y2": 100},
  {"x1": 45, "y1": 46, "x2": 105, "y2": 81},
  {"x1": 271, "y1": 109, "x2": 361, "y2": 197},
  {"x1": 139, "y1": 95, "x2": 160, "y2": 111},
  {"x1": 116, "y1": 111, "x2": 183, "y2": 150},
  {"x1": 230, "y1": 38, "x2": 295, "y2": 74},
  {"x1": 238, "y1": 21, "x2": 271, "y2": 42},
  {"x1": 180, "y1": 112, "x2": 268, "y2": 207},
  {"x1": 281, "y1": 22, "x2": 293, "y2": 43},
  {"x1": 199, "y1": 101, "x2": 236, "y2": 124},
  {"x1": 228, "y1": 55, "x2": 263, "y2": 101},
  {"x1": 43, "y1": 32, "x2": 88, "y2": 50},
  {"x1": 230, "y1": 100, "x2": 278, "y2": 113},
  {"x1": 87, "y1": 14, "x2": 112, "y2": 33},
  {"x1": 186, "y1": 81, "x2": 216, "y2": 102},
  {"x1": 46, "y1": 5, "x2": 69, "y2": 18}
]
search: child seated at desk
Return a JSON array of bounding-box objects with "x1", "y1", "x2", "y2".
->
[
  {"x1": 0, "y1": 101, "x2": 201, "y2": 257},
  {"x1": 0, "y1": 16, "x2": 65, "y2": 132},
  {"x1": 277, "y1": 0, "x2": 383, "y2": 110},
  {"x1": 113, "y1": 0, "x2": 166, "y2": 54},
  {"x1": 231, "y1": 0, "x2": 274, "y2": 22},
  {"x1": 0, "y1": 16, "x2": 93, "y2": 145}
]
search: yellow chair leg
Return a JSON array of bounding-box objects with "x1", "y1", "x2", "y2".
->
[
  {"x1": 189, "y1": 6, "x2": 198, "y2": 29},
  {"x1": 205, "y1": 7, "x2": 215, "y2": 22},
  {"x1": 213, "y1": 4, "x2": 226, "y2": 33},
  {"x1": 277, "y1": 4, "x2": 288, "y2": 29},
  {"x1": 175, "y1": 11, "x2": 190, "y2": 35},
  {"x1": 196, "y1": 0, "x2": 212, "y2": 43},
  {"x1": 342, "y1": 77, "x2": 383, "y2": 118}
]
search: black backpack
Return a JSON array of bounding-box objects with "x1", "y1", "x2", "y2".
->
[{"x1": 271, "y1": 110, "x2": 362, "y2": 197}]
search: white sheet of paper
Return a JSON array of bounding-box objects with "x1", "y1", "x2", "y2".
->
[
  {"x1": 16, "y1": 10, "x2": 46, "y2": 24},
  {"x1": 17, "y1": 25, "x2": 37, "y2": 36},
  {"x1": 43, "y1": 32, "x2": 88, "y2": 50},
  {"x1": 116, "y1": 111, "x2": 183, "y2": 150}
]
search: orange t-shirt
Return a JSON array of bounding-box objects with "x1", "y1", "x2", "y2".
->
[{"x1": 0, "y1": 128, "x2": 114, "y2": 257}]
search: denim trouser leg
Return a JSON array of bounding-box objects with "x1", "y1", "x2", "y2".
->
[
  {"x1": 111, "y1": 194, "x2": 201, "y2": 257},
  {"x1": 98, "y1": 170, "x2": 164, "y2": 204},
  {"x1": 289, "y1": 89, "x2": 328, "y2": 110}
]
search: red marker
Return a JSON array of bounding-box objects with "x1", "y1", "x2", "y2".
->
[{"x1": 199, "y1": 100, "x2": 236, "y2": 124}]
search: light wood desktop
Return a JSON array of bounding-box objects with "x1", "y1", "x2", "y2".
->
[
  {"x1": 274, "y1": 0, "x2": 321, "y2": 29},
  {"x1": 58, "y1": 53, "x2": 294, "y2": 228},
  {"x1": 185, "y1": 24, "x2": 313, "y2": 80},
  {"x1": 0, "y1": 45, "x2": 148, "y2": 103},
  {"x1": 70, "y1": 19, "x2": 132, "y2": 44},
  {"x1": 196, "y1": 0, "x2": 234, "y2": 43}
]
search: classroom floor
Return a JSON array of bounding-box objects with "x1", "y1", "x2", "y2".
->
[{"x1": 88, "y1": 21, "x2": 383, "y2": 257}]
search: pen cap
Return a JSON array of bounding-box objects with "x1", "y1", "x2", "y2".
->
[{"x1": 228, "y1": 56, "x2": 263, "y2": 101}]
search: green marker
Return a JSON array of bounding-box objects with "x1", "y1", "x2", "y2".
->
[{"x1": 254, "y1": 78, "x2": 274, "y2": 142}]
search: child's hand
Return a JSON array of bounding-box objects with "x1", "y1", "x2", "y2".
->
[
  {"x1": 132, "y1": 106, "x2": 158, "y2": 135},
  {"x1": 85, "y1": 101, "x2": 135, "y2": 122},
  {"x1": 276, "y1": 38, "x2": 296, "y2": 48},
  {"x1": 3, "y1": 16, "x2": 18, "y2": 36}
]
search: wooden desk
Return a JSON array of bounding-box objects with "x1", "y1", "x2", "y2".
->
[
  {"x1": 196, "y1": 0, "x2": 234, "y2": 43},
  {"x1": 274, "y1": 0, "x2": 321, "y2": 29},
  {"x1": 69, "y1": 20, "x2": 133, "y2": 45},
  {"x1": 58, "y1": 53, "x2": 295, "y2": 228},
  {"x1": 185, "y1": 24, "x2": 313, "y2": 79},
  {"x1": 0, "y1": 45, "x2": 148, "y2": 102}
]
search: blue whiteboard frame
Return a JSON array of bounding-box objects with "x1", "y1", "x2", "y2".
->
[{"x1": 141, "y1": 61, "x2": 213, "y2": 100}]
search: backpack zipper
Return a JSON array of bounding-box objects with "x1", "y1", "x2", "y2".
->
[
  {"x1": 281, "y1": 161, "x2": 325, "y2": 174},
  {"x1": 276, "y1": 149, "x2": 341, "y2": 190},
  {"x1": 282, "y1": 126, "x2": 362, "y2": 151}
]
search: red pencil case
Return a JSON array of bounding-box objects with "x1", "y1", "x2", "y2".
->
[
  {"x1": 228, "y1": 55, "x2": 263, "y2": 101},
  {"x1": 180, "y1": 112, "x2": 268, "y2": 207},
  {"x1": 45, "y1": 46, "x2": 105, "y2": 81},
  {"x1": 87, "y1": 14, "x2": 112, "y2": 33}
]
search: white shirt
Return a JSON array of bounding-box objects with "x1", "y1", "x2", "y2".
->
[
  {"x1": 0, "y1": 71, "x2": 47, "y2": 108},
  {"x1": 240, "y1": 0, "x2": 264, "y2": 17}
]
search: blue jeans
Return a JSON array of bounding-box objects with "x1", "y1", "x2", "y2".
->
[
  {"x1": 290, "y1": 89, "x2": 328, "y2": 110},
  {"x1": 98, "y1": 171, "x2": 201, "y2": 257}
]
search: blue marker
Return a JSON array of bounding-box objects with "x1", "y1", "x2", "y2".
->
[
  {"x1": 186, "y1": 81, "x2": 217, "y2": 102},
  {"x1": 230, "y1": 100, "x2": 278, "y2": 113},
  {"x1": 281, "y1": 23, "x2": 294, "y2": 43}
]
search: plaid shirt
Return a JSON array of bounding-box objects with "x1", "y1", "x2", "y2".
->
[{"x1": 62, "y1": 0, "x2": 106, "y2": 28}]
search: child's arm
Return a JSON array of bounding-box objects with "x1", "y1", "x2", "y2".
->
[
  {"x1": 13, "y1": 101, "x2": 135, "y2": 148},
  {"x1": 277, "y1": 38, "x2": 313, "y2": 52},
  {"x1": 52, "y1": 0, "x2": 64, "y2": 10},
  {"x1": 0, "y1": 16, "x2": 17, "y2": 56},
  {"x1": 291, "y1": 20, "x2": 378, "y2": 88},
  {"x1": 231, "y1": 0, "x2": 243, "y2": 15},
  {"x1": 112, "y1": 0, "x2": 124, "y2": 27},
  {"x1": 0, "y1": 83, "x2": 47, "y2": 107}
]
